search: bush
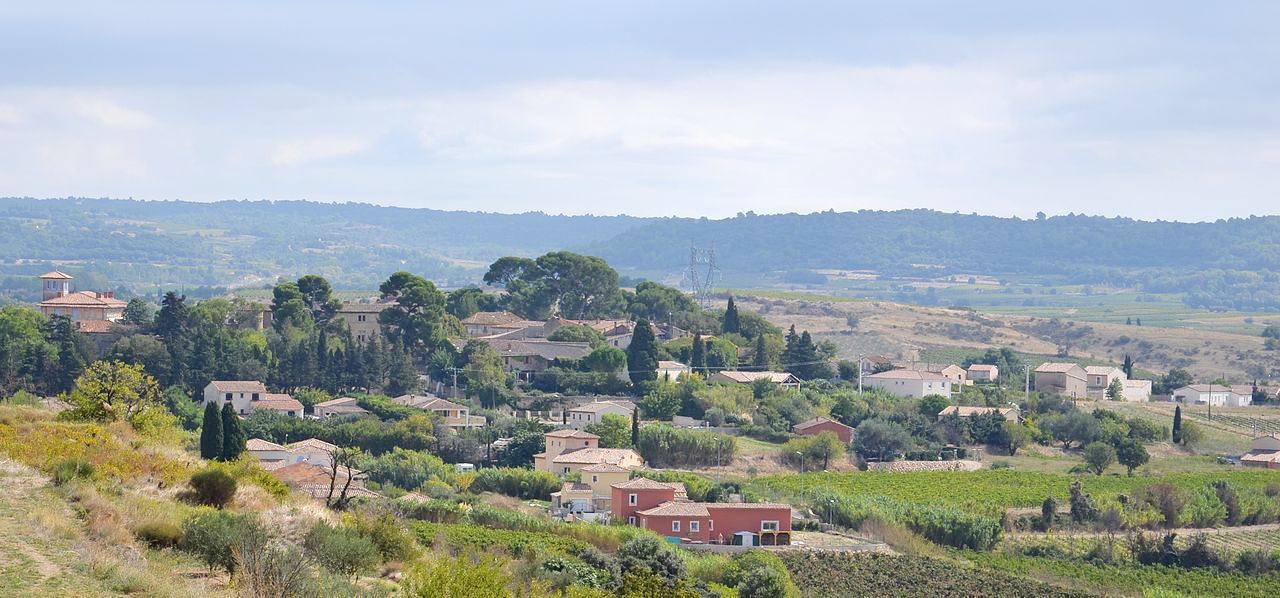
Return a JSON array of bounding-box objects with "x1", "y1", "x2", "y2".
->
[
  {"x1": 470, "y1": 467, "x2": 560, "y2": 500},
  {"x1": 1235, "y1": 550, "x2": 1280, "y2": 574},
  {"x1": 134, "y1": 520, "x2": 182, "y2": 549},
  {"x1": 52, "y1": 457, "x2": 95, "y2": 485},
  {"x1": 616, "y1": 536, "x2": 686, "y2": 584},
  {"x1": 180, "y1": 510, "x2": 255, "y2": 573},
  {"x1": 188, "y1": 467, "x2": 238, "y2": 508},
  {"x1": 304, "y1": 521, "x2": 381, "y2": 578},
  {"x1": 353, "y1": 513, "x2": 417, "y2": 562},
  {"x1": 636, "y1": 424, "x2": 736, "y2": 468}
]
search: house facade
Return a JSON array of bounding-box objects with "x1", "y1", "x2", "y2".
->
[
  {"x1": 566, "y1": 400, "x2": 636, "y2": 430},
  {"x1": 937, "y1": 405, "x2": 1019, "y2": 421},
  {"x1": 393, "y1": 394, "x2": 487, "y2": 429},
  {"x1": 534, "y1": 429, "x2": 643, "y2": 475},
  {"x1": 254, "y1": 393, "x2": 304, "y2": 418},
  {"x1": 314, "y1": 397, "x2": 369, "y2": 419},
  {"x1": 38, "y1": 271, "x2": 127, "y2": 323},
  {"x1": 966, "y1": 364, "x2": 999, "y2": 382},
  {"x1": 1242, "y1": 434, "x2": 1280, "y2": 469},
  {"x1": 709, "y1": 371, "x2": 801, "y2": 388},
  {"x1": 615, "y1": 478, "x2": 791, "y2": 545},
  {"x1": 657, "y1": 361, "x2": 691, "y2": 381},
  {"x1": 863, "y1": 370, "x2": 952, "y2": 399},
  {"x1": 202, "y1": 380, "x2": 268, "y2": 415},
  {"x1": 923, "y1": 364, "x2": 967, "y2": 386},
  {"x1": 334, "y1": 301, "x2": 394, "y2": 344},
  {"x1": 1172, "y1": 385, "x2": 1252, "y2": 407},
  {"x1": 1033, "y1": 363, "x2": 1088, "y2": 398}
]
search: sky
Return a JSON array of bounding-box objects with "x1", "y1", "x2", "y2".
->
[{"x1": 1, "y1": 1, "x2": 1278, "y2": 221}]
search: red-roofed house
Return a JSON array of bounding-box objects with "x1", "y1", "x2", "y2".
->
[
  {"x1": 252, "y1": 393, "x2": 304, "y2": 418},
  {"x1": 37, "y1": 271, "x2": 127, "y2": 323},
  {"x1": 202, "y1": 381, "x2": 268, "y2": 415},
  {"x1": 616, "y1": 478, "x2": 792, "y2": 545}
]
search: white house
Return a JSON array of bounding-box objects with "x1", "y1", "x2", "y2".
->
[
  {"x1": 1085, "y1": 366, "x2": 1127, "y2": 399},
  {"x1": 1121, "y1": 379, "x2": 1152, "y2": 402},
  {"x1": 314, "y1": 397, "x2": 369, "y2": 419},
  {"x1": 656, "y1": 361, "x2": 691, "y2": 381},
  {"x1": 202, "y1": 380, "x2": 268, "y2": 416},
  {"x1": 864, "y1": 369, "x2": 952, "y2": 399},
  {"x1": 566, "y1": 400, "x2": 636, "y2": 430},
  {"x1": 286, "y1": 438, "x2": 339, "y2": 469},
  {"x1": 709, "y1": 371, "x2": 801, "y2": 388},
  {"x1": 1173, "y1": 385, "x2": 1252, "y2": 407}
]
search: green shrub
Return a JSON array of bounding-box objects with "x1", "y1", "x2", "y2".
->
[
  {"x1": 52, "y1": 457, "x2": 95, "y2": 485},
  {"x1": 304, "y1": 521, "x2": 381, "y2": 578},
  {"x1": 399, "y1": 498, "x2": 467, "y2": 523},
  {"x1": 180, "y1": 509, "x2": 255, "y2": 574},
  {"x1": 353, "y1": 514, "x2": 417, "y2": 562},
  {"x1": 470, "y1": 467, "x2": 560, "y2": 500},
  {"x1": 188, "y1": 467, "x2": 238, "y2": 508},
  {"x1": 134, "y1": 520, "x2": 182, "y2": 549}
]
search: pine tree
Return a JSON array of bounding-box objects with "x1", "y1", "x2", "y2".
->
[
  {"x1": 1126, "y1": 317, "x2": 1132, "y2": 325},
  {"x1": 722, "y1": 296, "x2": 740, "y2": 334},
  {"x1": 200, "y1": 402, "x2": 223, "y2": 460},
  {"x1": 1172, "y1": 405, "x2": 1183, "y2": 444},
  {"x1": 631, "y1": 408, "x2": 640, "y2": 446},
  {"x1": 690, "y1": 332, "x2": 706, "y2": 374},
  {"x1": 753, "y1": 334, "x2": 769, "y2": 371},
  {"x1": 782, "y1": 325, "x2": 799, "y2": 370},
  {"x1": 221, "y1": 402, "x2": 246, "y2": 461},
  {"x1": 627, "y1": 319, "x2": 659, "y2": 385}
]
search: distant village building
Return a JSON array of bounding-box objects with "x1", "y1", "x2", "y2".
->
[
  {"x1": 920, "y1": 364, "x2": 967, "y2": 386},
  {"x1": 656, "y1": 361, "x2": 691, "y2": 381},
  {"x1": 709, "y1": 371, "x2": 801, "y2": 388},
  {"x1": 1121, "y1": 379, "x2": 1153, "y2": 402},
  {"x1": 393, "y1": 394, "x2": 487, "y2": 429},
  {"x1": 792, "y1": 417, "x2": 854, "y2": 444},
  {"x1": 314, "y1": 396, "x2": 369, "y2": 419},
  {"x1": 863, "y1": 369, "x2": 952, "y2": 399},
  {"x1": 533, "y1": 429, "x2": 643, "y2": 476},
  {"x1": 202, "y1": 380, "x2": 267, "y2": 416},
  {"x1": 1033, "y1": 363, "x2": 1088, "y2": 398},
  {"x1": 478, "y1": 338, "x2": 593, "y2": 375},
  {"x1": 966, "y1": 364, "x2": 999, "y2": 382},
  {"x1": 334, "y1": 301, "x2": 394, "y2": 343}
]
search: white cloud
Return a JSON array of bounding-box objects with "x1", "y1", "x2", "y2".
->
[
  {"x1": 270, "y1": 136, "x2": 370, "y2": 167},
  {"x1": 70, "y1": 95, "x2": 155, "y2": 129}
]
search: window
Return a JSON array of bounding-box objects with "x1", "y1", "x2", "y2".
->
[
  {"x1": 591, "y1": 475, "x2": 598, "y2": 483},
  {"x1": 357, "y1": 314, "x2": 366, "y2": 322},
  {"x1": 628, "y1": 494, "x2": 637, "y2": 506},
  {"x1": 672, "y1": 521, "x2": 681, "y2": 532},
  {"x1": 563, "y1": 467, "x2": 571, "y2": 474},
  {"x1": 225, "y1": 392, "x2": 232, "y2": 400},
  {"x1": 690, "y1": 520, "x2": 700, "y2": 532},
  {"x1": 627, "y1": 516, "x2": 636, "y2": 525},
  {"x1": 761, "y1": 520, "x2": 779, "y2": 531},
  {"x1": 252, "y1": 393, "x2": 260, "y2": 401}
]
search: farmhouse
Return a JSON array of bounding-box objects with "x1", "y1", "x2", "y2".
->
[
  {"x1": 334, "y1": 301, "x2": 394, "y2": 344},
  {"x1": 462, "y1": 311, "x2": 541, "y2": 337},
  {"x1": 479, "y1": 338, "x2": 593, "y2": 375},
  {"x1": 1242, "y1": 434, "x2": 1280, "y2": 469},
  {"x1": 966, "y1": 364, "x2": 999, "y2": 382},
  {"x1": 921, "y1": 364, "x2": 967, "y2": 386},
  {"x1": 657, "y1": 360, "x2": 691, "y2": 381},
  {"x1": 254, "y1": 393, "x2": 304, "y2": 418},
  {"x1": 863, "y1": 369, "x2": 952, "y2": 399},
  {"x1": 1121, "y1": 379, "x2": 1153, "y2": 402},
  {"x1": 1085, "y1": 366, "x2": 1127, "y2": 399},
  {"x1": 1033, "y1": 363, "x2": 1087, "y2": 398},
  {"x1": 37, "y1": 271, "x2": 127, "y2": 323},
  {"x1": 1172, "y1": 385, "x2": 1253, "y2": 407},
  {"x1": 709, "y1": 371, "x2": 801, "y2": 388},
  {"x1": 792, "y1": 417, "x2": 854, "y2": 443}
]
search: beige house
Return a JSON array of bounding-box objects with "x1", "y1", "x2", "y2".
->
[
  {"x1": 245, "y1": 438, "x2": 294, "y2": 465},
  {"x1": 1085, "y1": 366, "x2": 1127, "y2": 399},
  {"x1": 38, "y1": 271, "x2": 127, "y2": 323},
  {"x1": 253, "y1": 393, "x2": 304, "y2": 418},
  {"x1": 479, "y1": 339, "x2": 594, "y2": 375},
  {"x1": 1121, "y1": 379, "x2": 1152, "y2": 402},
  {"x1": 550, "y1": 462, "x2": 638, "y2": 514},
  {"x1": 966, "y1": 364, "x2": 999, "y2": 382},
  {"x1": 533, "y1": 429, "x2": 643, "y2": 475},
  {"x1": 922, "y1": 364, "x2": 967, "y2": 386},
  {"x1": 462, "y1": 312, "x2": 542, "y2": 337},
  {"x1": 286, "y1": 438, "x2": 339, "y2": 469},
  {"x1": 1242, "y1": 434, "x2": 1280, "y2": 469},
  {"x1": 314, "y1": 397, "x2": 370, "y2": 418},
  {"x1": 566, "y1": 400, "x2": 636, "y2": 430},
  {"x1": 864, "y1": 369, "x2": 952, "y2": 399},
  {"x1": 393, "y1": 394, "x2": 487, "y2": 429},
  {"x1": 710, "y1": 371, "x2": 801, "y2": 388},
  {"x1": 335, "y1": 301, "x2": 395, "y2": 344},
  {"x1": 1033, "y1": 363, "x2": 1088, "y2": 398},
  {"x1": 202, "y1": 380, "x2": 268, "y2": 416}
]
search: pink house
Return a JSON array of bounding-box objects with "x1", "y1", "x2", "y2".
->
[{"x1": 614, "y1": 477, "x2": 792, "y2": 546}]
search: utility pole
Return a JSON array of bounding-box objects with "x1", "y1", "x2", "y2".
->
[
  {"x1": 857, "y1": 355, "x2": 865, "y2": 393},
  {"x1": 1023, "y1": 365, "x2": 1031, "y2": 403}
]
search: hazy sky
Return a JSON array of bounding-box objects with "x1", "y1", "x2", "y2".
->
[{"x1": 2, "y1": 2, "x2": 1278, "y2": 220}]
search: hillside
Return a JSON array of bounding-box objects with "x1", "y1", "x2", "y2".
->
[
  {"x1": 4, "y1": 199, "x2": 1280, "y2": 311},
  {"x1": 727, "y1": 294, "x2": 1280, "y2": 382}
]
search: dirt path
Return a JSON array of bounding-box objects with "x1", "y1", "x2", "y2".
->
[{"x1": 0, "y1": 460, "x2": 63, "y2": 582}]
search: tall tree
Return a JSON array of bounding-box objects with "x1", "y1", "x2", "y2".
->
[
  {"x1": 485, "y1": 252, "x2": 626, "y2": 320},
  {"x1": 722, "y1": 296, "x2": 740, "y2": 334},
  {"x1": 627, "y1": 319, "x2": 659, "y2": 385},
  {"x1": 270, "y1": 281, "x2": 312, "y2": 331},
  {"x1": 690, "y1": 332, "x2": 706, "y2": 374},
  {"x1": 64, "y1": 360, "x2": 163, "y2": 423},
  {"x1": 1122, "y1": 354, "x2": 1134, "y2": 379},
  {"x1": 122, "y1": 298, "x2": 153, "y2": 326},
  {"x1": 295, "y1": 274, "x2": 340, "y2": 326},
  {"x1": 42, "y1": 315, "x2": 89, "y2": 394},
  {"x1": 378, "y1": 271, "x2": 448, "y2": 361},
  {"x1": 781, "y1": 325, "x2": 799, "y2": 370},
  {"x1": 220, "y1": 402, "x2": 246, "y2": 461},
  {"x1": 200, "y1": 402, "x2": 223, "y2": 460},
  {"x1": 1172, "y1": 405, "x2": 1183, "y2": 444},
  {"x1": 753, "y1": 334, "x2": 769, "y2": 371}
]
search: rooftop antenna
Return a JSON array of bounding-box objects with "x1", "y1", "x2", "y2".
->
[{"x1": 682, "y1": 243, "x2": 720, "y2": 309}]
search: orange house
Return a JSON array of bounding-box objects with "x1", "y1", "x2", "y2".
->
[
  {"x1": 792, "y1": 417, "x2": 854, "y2": 444},
  {"x1": 615, "y1": 477, "x2": 792, "y2": 546}
]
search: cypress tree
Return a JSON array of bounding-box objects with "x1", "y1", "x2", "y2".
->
[
  {"x1": 722, "y1": 296, "x2": 740, "y2": 334},
  {"x1": 782, "y1": 325, "x2": 799, "y2": 370},
  {"x1": 221, "y1": 402, "x2": 246, "y2": 462},
  {"x1": 690, "y1": 332, "x2": 706, "y2": 374},
  {"x1": 753, "y1": 334, "x2": 769, "y2": 371},
  {"x1": 631, "y1": 408, "x2": 640, "y2": 446},
  {"x1": 627, "y1": 319, "x2": 659, "y2": 385},
  {"x1": 1172, "y1": 405, "x2": 1183, "y2": 444},
  {"x1": 1122, "y1": 354, "x2": 1134, "y2": 379},
  {"x1": 200, "y1": 402, "x2": 223, "y2": 460}
]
